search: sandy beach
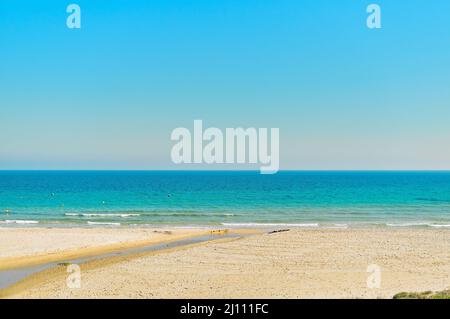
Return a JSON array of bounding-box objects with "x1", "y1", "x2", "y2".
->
[
  {"x1": 1, "y1": 227, "x2": 449, "y2": 299},
  {"x1": 0, "y1": 227, "x2": 209, "y2": 270}
]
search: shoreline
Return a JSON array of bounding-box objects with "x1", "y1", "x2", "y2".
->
[
  {"x1": 0, "y1": 227, "x2": 261, "y2": 270},
  {"x1": 2, "y1": 221, "x2": 450, "y2": 229},
  {"x1": 0, "y1": 229, "x2": 250, "y2": 297},
  {"x1": 1, "y1": 226, "x2": 449, "y2": 299}
]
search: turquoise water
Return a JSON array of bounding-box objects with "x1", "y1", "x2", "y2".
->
[{"x1": 1, "y1": 171, "x2": 450, "y2": 228}]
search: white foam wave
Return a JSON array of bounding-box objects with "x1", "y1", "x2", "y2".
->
[
  {"x1": 0, "y1": 220, "x2": 39, "y2": 224},
  {"x1": 386, "y1": 222, "x2": 450, "y2": 228},
  {"x1": 330, "y1": 224, "x2": 349, "y2": 228},
  {"x1": 87, "y1": 221, "x2": 121, "y2": 226},
  {"x1": 65, "y1": 213, "x2": 140, "y2": 218},
  {"x1": 386, "y1": 222, "x2": 430, "y2": 227},
  {"x1": 221, "y1": 222, "x2": 319, "y2": 228}
]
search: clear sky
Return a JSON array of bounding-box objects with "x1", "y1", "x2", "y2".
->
[{"x1": 1, "y1": 0, "x2": 449, "y2": 170}]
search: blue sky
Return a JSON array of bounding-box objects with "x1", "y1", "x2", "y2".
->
[{"x1": 1, "y1": 0, "x2": 449, "y2": 170}]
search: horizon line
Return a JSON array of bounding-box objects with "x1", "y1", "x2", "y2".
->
[{"x1": 1, "y1": 169, "x2": 450, "y2": 172}]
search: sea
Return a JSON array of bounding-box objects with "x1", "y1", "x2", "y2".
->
[{"x1": 1, "y1": 171, "x2": 450, "y2": 228}]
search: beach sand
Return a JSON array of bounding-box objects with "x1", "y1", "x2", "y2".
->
[
  {"x1": 1, "y1": 227, "x2": 449, "y2": 299},
  {"x1": 0, "y1": 227, "x2": 207, "y2": 270}
]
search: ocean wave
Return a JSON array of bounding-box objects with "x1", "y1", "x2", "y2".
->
[
  {"x1": 386, "y1": 222, "x2": 430, "y2": 227},
  {"x1": 87, "y1": 221, "x2": 121, "y2": 226},
  {"x1": 65, "y1": 212, "x2": 236, "y2": 218},
  {"x1": 0, "y1": 220, "x2": 39, "y2": 224},
  {"x1": 386, "y1": 222, "x2": 450, "y2": 228},
  {"x1": 65, "y1": 213, "x2": 140, "y2": 218},
  {"x1": 221, "y1": 222, "x2": 319, "y2": 228},
  {"x1": 429, "y1": 224, "x2": 450, "y2": 228},
  {"x1": 140, "y1": 212, "x2": 237, "y2": 217},
  {"x1": 330, "y1": 223, "x2": 349, "y2": 228}
]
